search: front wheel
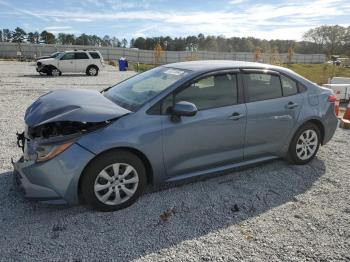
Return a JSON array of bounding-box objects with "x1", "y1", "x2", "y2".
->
[
  {"x1": 81, "y1": 150, "x2": 146, "y2": 212},
  {"x1": 48, "y1": 67, "x2": 61, "y2": 77},
  {"x1": 287, "y1": 123, "x2": 321, "y2": 164}
]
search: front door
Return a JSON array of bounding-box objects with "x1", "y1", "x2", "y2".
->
[
  {"x1": 161, "y1": 72, "x2": 246, "y2": 178},
  {"x1": 58, "y1": 52, "x2": 76, "y2": 72}
]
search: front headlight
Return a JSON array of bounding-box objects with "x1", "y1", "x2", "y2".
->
[{"x1": 36, "y1": 140, "x2": 75, "y2": 162}]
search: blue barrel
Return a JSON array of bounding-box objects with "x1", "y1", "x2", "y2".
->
[{"x1": 118, "y1": 58, "x2": 128, "y2": 71}]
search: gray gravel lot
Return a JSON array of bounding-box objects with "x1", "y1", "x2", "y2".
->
[{"x1": 0, "y1": 61, "x2": 349, "y2": 261}]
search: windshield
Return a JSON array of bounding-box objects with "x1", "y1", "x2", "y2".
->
[
  {"x1": 56, "y1": 52, "x2": 65, "y2": 59},
  {"x1": 50, "y1": 52, "x2": 61, "y2": 59},
  {"x1": 104, "y1": 66, "x2": 190, "y2": 111}
]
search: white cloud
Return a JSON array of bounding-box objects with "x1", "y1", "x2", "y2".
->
[
  {"x1": 1, "y1": 0, "x2": 349, "y2": 40},
  {"x1": 229, "y1": 0, "x2": 246, "y2": 5}
]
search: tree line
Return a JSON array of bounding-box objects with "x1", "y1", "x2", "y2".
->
[
  {"x1": 1, "y1": 25, "x2": 349, "y2": 55},
  {"x1": 0, "y1": 27, "x2": 128, "y2": 47}
]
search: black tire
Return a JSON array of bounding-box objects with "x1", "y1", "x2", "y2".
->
[
  {"x1": 48, "y1": 67, "x2": 61, "y2": 77},
  {"x1": 287, "y1": 123, "x2": 321, "y2": 165},
  {"x1": 86, "y1": 65, "x2": 99, "y2": 76},
  {"x1": 81, "y1": 150, "x2": 147, "y2": 212}
]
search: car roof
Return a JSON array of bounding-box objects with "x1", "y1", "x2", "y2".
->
[
  {"x1": 163, "y1": 60, "x2": 315, "y2": 86},
  {"x1": 164, "y1": 60, "x2": 285, "y2": 72},
  {"x1": 64, "y1": 50, "x2": 100, "y2": 53}
]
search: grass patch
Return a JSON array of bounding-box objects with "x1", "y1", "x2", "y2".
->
[{"x1": 282, "y1": 64, "x2": 350, "y2": 85}]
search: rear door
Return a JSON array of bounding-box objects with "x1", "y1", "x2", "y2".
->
[
  {"x1": 58, "y1": 52, "x2": 76, "y2": 72},
  {"x1": 75, "y1": 52, "x2": 90, "y2": 73},
  {"x1": 161, "y1": 71, "x2": 246, "y2": 178},
  {"x1": 243, "y1": 70, "x2": 303, "y2": 159}
]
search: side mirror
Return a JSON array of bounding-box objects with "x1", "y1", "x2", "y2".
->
[{"x1": 172, "y1": 101, "x2": 198, "y2": 117}]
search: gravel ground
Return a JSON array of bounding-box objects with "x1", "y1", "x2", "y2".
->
[{"x1": 0, "y1": 61, "x2": 349, "y2": 262}]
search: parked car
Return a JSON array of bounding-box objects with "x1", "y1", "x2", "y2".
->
[
  {"x1": 36, "y1": 50, "x2": 104, "y2": 76},
  {"x1": 36, "y1": 51, "x2": 62, "y2": 61},
  {"x1": 13, "y1": 61, "x2": 338, "y2": 211}
]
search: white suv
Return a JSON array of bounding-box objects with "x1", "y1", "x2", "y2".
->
[{"x1": 36, "y1": 50, "x2": 104, "y2": 76}]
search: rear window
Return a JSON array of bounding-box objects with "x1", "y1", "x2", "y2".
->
[
  {"x1": 89, "y1": 52, "x2": 101, "y2": 59},
  {"x1": 281, "y1": 75, "x2": 298, "y2": 96},
  {"x1": 75, "y1": 52, "x2": 89, "y2": 59},
  {"x1": 244, "y1": 73, "x2": 282, "y2": 102}
]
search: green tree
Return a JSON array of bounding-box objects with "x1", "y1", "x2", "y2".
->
[
  {"x1": 0, "y1": 30, "x2": 2, "y2": 42},
  {"x1": 58, "y1": 33, "x2": 75, "y2": 45},
  {"x1": 12, "y1": 27, "x2": 26, "y2": 43},
  {"x1": 40, "y1": 30, "x2": 56, "y2": 44},
  {"x1": 102, "y1": 35, "x2": 111, "y2": 46},
  {"x1": 121, "y1": 38, "x2": 128, "y2": 48},
  {"x1": 133, "y1": 37, "x2": 146, "y2": 49},
  {"x1": 27, "y1": 32, "x2": 35, "y2": 43},
  {"x1": 303, "y1": 25, "x2": 346, "y2": 55},
  {"x1": 3, "y1": 29, "x2": 12, "y2": 42}
]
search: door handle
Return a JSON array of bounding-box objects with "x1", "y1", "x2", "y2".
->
[
  {"x1": 285, "y1": 101, "x2": 298, "y2": 109},
  {"x1": 229, "y1": 112, "x2": 245, "y2": 120}
]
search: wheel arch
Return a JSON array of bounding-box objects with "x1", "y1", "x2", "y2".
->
[
  {"x1": 294, "y1": 118, "x2": 325, "y2": 145},
  {"x1": 78, "y1": 146, "x2": 154, "y2": 202},
  {"x1": 87, "y1": 64, "x2": 99, "y2": 71},
  {"x1": 44, "y1": 64, "x2": 59, "y2": 70}
]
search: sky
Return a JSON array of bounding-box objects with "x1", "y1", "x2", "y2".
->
[{"x1": 0, "y1": 0, "x2": 349, "y2": 41}]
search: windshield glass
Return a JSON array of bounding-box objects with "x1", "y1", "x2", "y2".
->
[
  {"x1": 104, "y1": 66, "x2": 190, "y2": 111},
  {"x1": 51, "y1": 52, "x2": 60, "y2": 58},
  {"x1": 56, "y1": 52, "x2": 65, "y2": 59}
]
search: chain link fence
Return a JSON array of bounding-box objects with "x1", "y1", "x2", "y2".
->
[{"x1": 0, "y1": 42, "x2": 326, "y2": 64}]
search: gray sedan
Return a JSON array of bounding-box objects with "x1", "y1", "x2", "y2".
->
[{"x1": 13, "y1": 61, "x2": 338, "y2": 211}]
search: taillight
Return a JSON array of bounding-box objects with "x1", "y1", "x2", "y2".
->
[{"x1": 328, "y1": 95, "x2": 337, "y2": 103}]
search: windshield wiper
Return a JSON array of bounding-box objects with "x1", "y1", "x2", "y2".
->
[{"x1": 100, "y1": 86, "x2": 113, "y2": 94}]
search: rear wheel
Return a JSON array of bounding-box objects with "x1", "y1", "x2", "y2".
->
[
  {"x1": 287, "y1": 123, "x2": 321, "y2": 164},
  {"x1": 81, "y1": 150, "x2": 146, "y2": 211},
  {"x1": 86, "y1": 65, "x2": 98, "y2": 76}
]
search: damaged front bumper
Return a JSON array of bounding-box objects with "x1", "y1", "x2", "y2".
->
[
  {"x1": 36, "y1": 64, "x2": 48, "y2": 74},
  {"x1": 12, "y1": 143, "x2": 95, "y2": 205}
]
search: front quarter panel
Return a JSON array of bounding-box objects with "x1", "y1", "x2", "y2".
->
[{"x1": 77, "y1": 112, "x2": 165, "y2": 183}]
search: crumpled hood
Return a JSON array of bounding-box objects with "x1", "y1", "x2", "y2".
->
[
  {"x1": 25, "y1": 89, "x2": 130, "y2": 127},
  {"x1": 37, "y1": 58, "x2": 55, "y2": 64}
]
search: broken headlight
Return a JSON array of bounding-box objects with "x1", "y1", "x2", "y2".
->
[{"x1": 36, "y1": 140, "x2": 75, "y2": 163}]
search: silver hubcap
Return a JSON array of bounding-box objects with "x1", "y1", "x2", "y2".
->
[
  {"x1": 296, "y1": 129, "x2": 318, "y2": 160},
  {"x1": 94, "y1": 163, "x2": 139, "y2": 205},
  {"x1": 89, "y1": 68, "x2": 97, "y2": 75},
  {"x1": 52, "y1": 69, "x2": 60, "y2": 76}
]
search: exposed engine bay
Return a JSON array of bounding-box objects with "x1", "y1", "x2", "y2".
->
[
  {"x1": 28, "y1": 120, "x2": 111, "y2": 139},
  {"x1": 16, "y1": 120, "x2": 112, "y2": 158}
]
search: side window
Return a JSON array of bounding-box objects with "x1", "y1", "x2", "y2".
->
[
  {"x1": 244, "y1": 73, "x2": 282, "y2": 102},
  {"x1": 89, "y1": 52, "x2": 101, "y2": 59},
  {"x1": 60, "y1": 53, "x2": 75, "y2": 60},
  {"x1": 75, "y1": 52, "x2": 89, "y2": 59},
  {"x1": 281, "y1": 75, "x2": 298, "y2": 96},
  {"x1": 172, "y1": 74, "x2": 238, "y2": 111}
]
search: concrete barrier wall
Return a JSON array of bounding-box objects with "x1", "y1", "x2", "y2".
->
[{"x1": 0, "y1": 42, "x2": 327, "y2": 64}]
